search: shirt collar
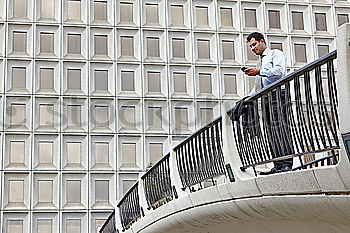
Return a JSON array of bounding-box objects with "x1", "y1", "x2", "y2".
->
[{"x1": 261, "y1": 47, "x2": 270, "y2": 57}]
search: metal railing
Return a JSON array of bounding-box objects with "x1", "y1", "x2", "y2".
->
[
  {"x1": 117, "y1": 182, "x2": 142, "y2": 231},
  {"x1": 99, "y1": 211, "x2": 118, "y2": 233},
  {"x1": 173, "y1": 117, "x2": 225, "y2": 190},
  {"x1": 141, "y1": 153, "x2": 175, "y2": 210},
  {"x1": 228, "y1": 51, "x2": 339, "y2": 174}
]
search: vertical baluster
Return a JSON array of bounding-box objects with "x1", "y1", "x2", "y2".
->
[
  {"x1": 294, "y1": 77, "x2": 314, "y2": 152},
  {"x1": 314, "y1": 66, "x2": 333, "y2": 150},
  {"x1": 327, "y1": 60, "x2": 340, "y2": 147},
  {"x1": 285, "y1": 82, "x2": 304, "y2": 154},
  {"x1": 261, "y1": 94, "x2": 278, "y2": 160},
  {"x1": 304, "y1": 71, "x2": 322, "y2": 150}
]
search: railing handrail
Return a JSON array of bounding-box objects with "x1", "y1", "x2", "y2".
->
[
  {"x1": 173, "y1": 116, "x2": 223, "y2": 151},
  {"x1": 141, "y1": 153, "x2": 171, "y2": 180},
  {"x1": 227, "y1": 50, "x2": 337, "y2": 114},
  {"x1": 117, "y1": 181, "x2": 139, "y2": 207}
]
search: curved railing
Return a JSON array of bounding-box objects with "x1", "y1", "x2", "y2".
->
[
  {"x1": 117, "y1": 182, "x2": 142, "y2": 231},
  {"x1": 173, "y1": 117, "x2": 225, "y2": 191},
  {"x1": 141, "y1": 153, "x2": 175, "y2": 210},
  {"x1": 99, "y1": 211, "x2": 118, "y2": 233},
  {"x1": 106, "y1": 50, "x2": 343, "y2": 232},
  {"x1": 227, "y1": 51, "x2": 339, "y2": 174}
]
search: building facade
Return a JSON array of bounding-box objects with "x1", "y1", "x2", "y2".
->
[{"x1": 0, "y1": 0, "x2": 348, "y2": 232}]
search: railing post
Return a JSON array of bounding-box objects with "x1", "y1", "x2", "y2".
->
[
  {"x1": 335, "y1": 23, "x2": 350, "y2": 188},
  {"x1": 137, "y1": 172, "x2": 150, "y2": 216},
  {"x1": 338, "y1": 24, "x2": 350, "y2": 136},
  {"x1": 221, "y1": 101, "x2": 256, "y2": 180}
]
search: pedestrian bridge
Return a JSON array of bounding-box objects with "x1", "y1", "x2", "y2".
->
[{"x1": 99, "y1": 24, "x2": 350, "y2": 233}]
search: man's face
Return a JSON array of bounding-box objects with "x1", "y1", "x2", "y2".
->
[{"x1": 248, "y1": 38, "x2": 266, "y2": 56}]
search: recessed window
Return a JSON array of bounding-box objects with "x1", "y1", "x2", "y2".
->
[
  {"x1": 199, "y1": 73, "x2": 212, "y2": 94},
  {"x1": 67, "y1": 105, "x2": 81, "y2": 127},
  {"x1": 120, "y1": 106, "x2": 135, "y2": 128},
  {"x1": 196, "y1": 6, "x2": 208, "y2": 26},
  {"x1": 40, "y1": 68, "x2": 54, "y2": 91},
  {"x1": 200, "y1": 108, "x2": 213, "y2": 126},
  {"x1": 175, "y1": 107, "x2": 188, "y2": 130},
  {"x1": 38, "y1": 180, "x2": 53, "y2": 203},
  {"x1": 13, "y1": 0, "x2": 27, "y2": 18},
  {"x1": 146, "y1": 4, "x2": 159, "y2": 24},
  {"x1": 121, "y1": 71, "x2": 135, "y2": 91},
  {"x1": 244, "y1": 9, "x2": 257, "y2": 28},
  {"x1": 9, "y1": 180, "x2": 24, "y2": 203},
  {"x1": 12, "y1": 67, "x2": 26, "y2": 89},
  {"x1": 315, "y1": 13, "x2": 327, "y2": 31},
  {"x1": 122, "y1": 143, "x2": 136, "y2": 166},
  {"x1": 67, "y1": 0, "x2": 81, "y2": 20},
  {"x1": 95, "y1": 220, "x2": 105, "y2": 232},
  {"x1": 37, "y1": 220, "x2": 52, "y2": 233},
  {"x1": 317, "y1": 44, "x2": 329, "y2": 58},
  {"x1": 338, "y1": 14, "x2": 349, "y2": 27},
  {"x1": 7, "y1": 220, "x2": 23, "y2": 233},
  {"x1": 95, "y1": 142, "x2": 109, "y2": 164},
  {"x1": 268, "y1": 10, "x2": 281, "y2": 29},
  {"x1": 292, "y1": 11, "x2": 304, "y2": 30},
  {"x1": 222, "y1": 40, "x2": 235, "y2": 60},
  {"x1": 67, "y1": 142, "x2": 81, "y2": 164},
  {"x1": 122, "y1": 180, "x2": 136, "y2": 195},
  {"x1": 67, "y1": 34, "x2": 81, "y2": 55},
  {"x1": 148, "y1": 107, "x2": 162, "y2": 129},
  {"x1": 120, "y1": 2, "x2": 133, "y2": 22},
  {"x1": 294, "y1": 43, "x2": 307, "y2": 63},
  {"x1": 94, "y1": 70, "x2": 108, "y2": 91},
  {"x1": 270, "y1": 42, "x2": 283, "y2": 51},
  {"x1": 39, "y1": 104, "x2": 54, "y2": 126},
  {"x1": 95, "y1": 180, "x2": 109, "y2": 202},
  {"x1": 40, "y1": 32, "x2": 54, "y2": 54},
  {"x1": 197, "y1": 39, "x2": 210, "y2": 59},
  {"x1": 11, "y1": 104, "x2": 26, "y2": 126},
  {"x1": 149, "y1": 143, "x2": 163, "y2": 164},
  {"x1": 224, "y1": 74, "x2": 237, "y2": 94},
  {"x1": 173, "y1": 72, "x2": 186, "y2": 93},
  {"x1": 121, "y1": 36, "x2": 134, "y2": 57},
  {"x1": 94, "y1": 35, "x2": 108, "y2": 56},
  {"x1": 67, "y1": 219, "x2": 81, "y2": 233},
  {"x1": 147, "y1": 72, "x2": 161, "y2": 92},
  {"x1": 95, "y1": 106, "x2": 109, "y2": 127},
  {"x1": 38, "y1": 141, "x2": 53, "y2": 165},
  {"x1": 67, "y1": 69, "x2": 81, "y2": 90},
  {"x1": 147, "y1": 37, "x2": 160, "y2": 57},
  {"x1": 220, "y1": 8, "x2": 233, "y2": 27},
  {"x1": 40, "y1": 0, "x2": 54, "y2": 19},
  {"x1": 67, "y1": 180, "x2": 81, "y2": 203},
  {"x1": 10, "y1": 141, "x2": 25, "y2": 164},
  {"x1": 171, "y1": 5, "x2": 184, "y2": 26},
  {"x1": 94, "y1": 0, "x2": 107, "y2": 21},
  {"x1": 13, "y1": 31, "x2": 27, "y2": 53},
  {"x1": 172, "y1": 38, "x2": 185, "y2": 58}
]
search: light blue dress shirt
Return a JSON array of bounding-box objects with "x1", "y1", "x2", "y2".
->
[{"x1": 259, "y1": 47, "x2": 287, "y2": 88}]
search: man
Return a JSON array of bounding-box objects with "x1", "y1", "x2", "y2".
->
[{"x1": 244, "y1": 32, "x2": 293, "y2": 174}]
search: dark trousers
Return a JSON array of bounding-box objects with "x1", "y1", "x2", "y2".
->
[{"x1": 263, "y1": 90, "x2": 294, "y2": 169}]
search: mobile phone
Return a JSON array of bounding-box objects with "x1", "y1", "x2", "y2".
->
[{"x1": 241, "y1": 67, "x2": 248, "y2": 72}]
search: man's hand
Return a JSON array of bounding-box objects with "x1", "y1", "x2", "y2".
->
[{"x1": 244, "y1": 68, "x2": 260, "y2": 76}]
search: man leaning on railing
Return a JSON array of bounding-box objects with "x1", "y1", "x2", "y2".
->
[{"x1": 242, "y1": 32, "x2": 294, "y2": 175}]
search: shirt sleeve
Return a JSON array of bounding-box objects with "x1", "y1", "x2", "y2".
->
[{"x1": 259, "y1": 50, "x2": 286, "y2": 77}]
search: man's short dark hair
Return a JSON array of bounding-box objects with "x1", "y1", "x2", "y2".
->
[{"x1": 246, "y1": 32, "x2": 266, "y2": 44}]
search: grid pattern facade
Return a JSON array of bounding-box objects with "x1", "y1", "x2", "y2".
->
[{"x1": 0, "y1": 0, "x2": 348, "y2": 232}]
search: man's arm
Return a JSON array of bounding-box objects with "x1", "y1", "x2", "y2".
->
[{"x1": 259, "y1": 50, "x2": 286, "y2": 77}]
